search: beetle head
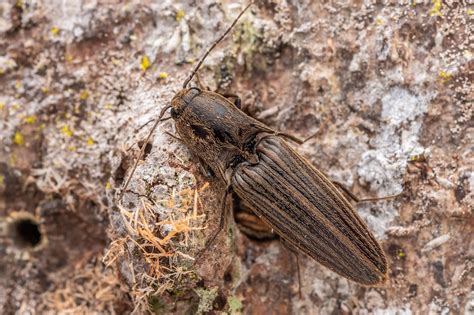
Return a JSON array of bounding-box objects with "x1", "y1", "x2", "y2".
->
[{"x1": 170, "y1": 87, "x2": 201, "y2": 120}]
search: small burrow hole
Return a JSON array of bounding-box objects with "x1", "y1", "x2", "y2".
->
[{"x1": 10, "y1": 217, "x2": 42, "y2": 249}]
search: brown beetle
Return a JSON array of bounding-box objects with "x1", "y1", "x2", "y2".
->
[{"x1": 122, "y1": 3, "x2": 391, "y2": 286}]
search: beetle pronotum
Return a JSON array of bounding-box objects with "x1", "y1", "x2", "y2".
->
[{"x1": 121, "y1": 2, "x2": 395, "y2": 286}]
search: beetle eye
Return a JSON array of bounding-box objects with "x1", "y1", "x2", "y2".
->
[{"x1": 170, "y1": 108, "x2": 179, "y2": 118}]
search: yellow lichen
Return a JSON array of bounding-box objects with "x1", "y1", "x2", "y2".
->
[
  {"x1": 60, "y1": 125, "x2": 74, "y2": 138},
  {"x1": 51, "y1": 26, "x2": 60, "y2": 36},
  {"x1": 428, "y1": 0, "x2": 442, "y2": 17},
  {"x1": 67, "y1": 145, "x2": 76, "y2": 151},
  {"x1": 467, "y1": 9, "x2": 473, "y2": 16},
  {"x1": 0, "y1": 174, "x2": 4, "y2": 186},
  {"x1": 79, "y1": 90, "x2": 89, "y2": 100},
  {"x1": 175, "y1": 9, "x2": 185, "y2": 22},
  {"x1": 13, "y1": 131, "x2": 24, "y2": 145},
  {"x1": 23, "y1": 115, "x2": 37, "y2": 124},
  {"x1": 41, "y1": 86, "x2": 49, "y2": 94},
  {"x1": 86, "y1": 137, "x2": 95, "y2": 146},
  {"x1": 104, "y1": 103, "x2": 113, "y2": 109},
  {"x1": 438, "y1": 70, "x2": 452, "y2": 83},
  {"x1": 0, "y1": 102, "x2": 5, "y2": 110},
  {"x1": 105, "y1": 181, "x2": 111, "y2": 190},
  {"x1": 65, "y1": 54, "x2": 74, "y2": 63},
  {"x1": 409, "y1": 154, "x2": 426, "y2": 162},
  {"x1": 158, "y1": 72, "x2": 168, "y2": 80},
  {"x1": 140, "y1": 55, "x2": 151, "y2": 71},
  {"x1": 375, "y1": 17, "x2": 384, "y2": 25}
]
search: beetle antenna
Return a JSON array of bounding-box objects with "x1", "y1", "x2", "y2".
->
[
  {"x1": 182, "y1": 2, "x2": 253, "y2": 88},
  {"x1": 119, "y1": 104, "x2": 172, "y2": 202}
]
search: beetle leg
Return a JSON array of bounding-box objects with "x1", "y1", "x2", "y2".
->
[
  {"x1": 198, "y1": 157, "x2": 214, "y2": 178},
  {"x1": 164, "y1": 131, "x2": 183, "y2": 142},
  {"x1": 276, "y1": 116, "x2": 330, "y2": 145},
  {"x1": 276, "y1": 132, "x2": 319, "y2": 145},
  {"x1": 296, "y1": 253, "x2": 303, "y2": 299},
  {"x1": 233, "y1": 195, "x2": 276, "y2": 240},
  {"x1": 280, "y1": 238, "x2": 303, "y2": 297},
  {"x1": 332, "y1": 181, "x2": 360, "y2": 202},
  {"x1": 195, "y1": 72, "x2": 210, "y2": 90},
  {"x1": 332, "y1": 181, "x2": 403, "y2": 203},
  {"x1": 356, "y1": 192, "x2": 404, "y2": 202},
  {"x1": 221, "y1": 93, "x2": 242, "y2": 109},
  {"x1": 194, "y1": 186, "x2": 232, "y2": 263}
]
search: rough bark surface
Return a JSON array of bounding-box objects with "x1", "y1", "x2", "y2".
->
[{"x1": 0, "y1": 0, "x2": 472, "y2": 314}]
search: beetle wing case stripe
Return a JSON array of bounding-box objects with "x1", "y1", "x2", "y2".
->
[{"x1": 232, "y1": 136, "x2": 388, "y2": 285}]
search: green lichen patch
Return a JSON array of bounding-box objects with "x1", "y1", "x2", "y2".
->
[
  {"x1": 194, "y1": 286, "x2": 219, "y2": 314},
  {"x1": 227, "y1": 296, "x2": 243, "y2": 315}
]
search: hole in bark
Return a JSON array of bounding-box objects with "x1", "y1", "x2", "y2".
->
[{"x1": 10, "y1": 217, "x2": 42, "y2": 248}]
